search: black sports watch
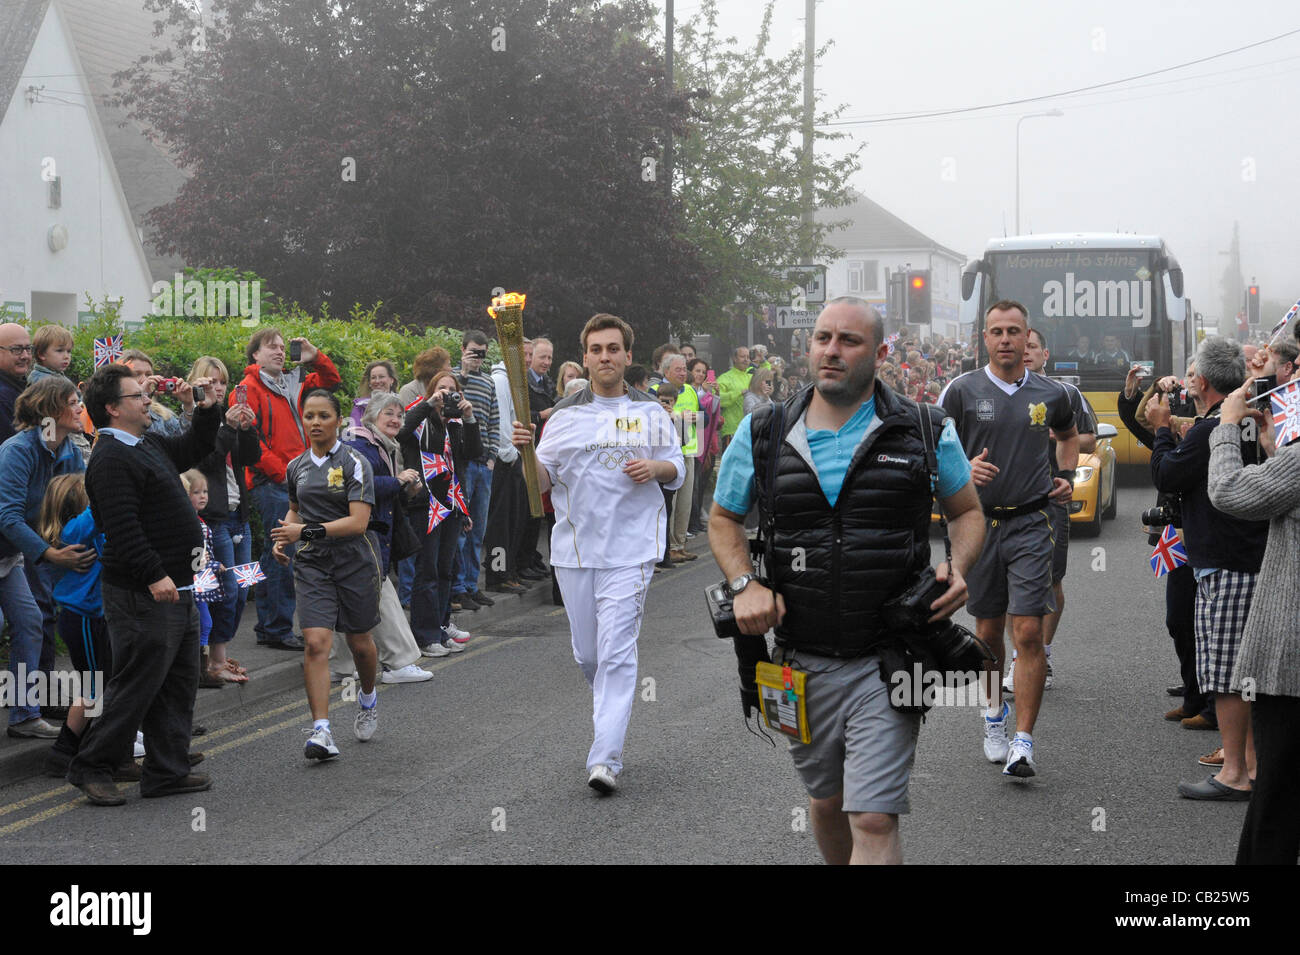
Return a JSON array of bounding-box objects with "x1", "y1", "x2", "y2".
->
[{"x1": 300, "y1": 523, "x2": 327, "y2": 542}]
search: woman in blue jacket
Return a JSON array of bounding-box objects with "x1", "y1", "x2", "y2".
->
[{"x1": 0, "y1": 378, "x2": 95, "y2": 738}]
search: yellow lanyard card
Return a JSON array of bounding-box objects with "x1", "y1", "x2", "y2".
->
[{"x1": 755, "y1": 661, "x2": 811, "y2": 744}]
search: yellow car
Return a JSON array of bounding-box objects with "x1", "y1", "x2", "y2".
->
[{"x1": 1066, "y1": 423, "x2": 1118, "y2": 537}]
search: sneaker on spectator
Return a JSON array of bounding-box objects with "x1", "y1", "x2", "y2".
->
[
  {"x1": 304, "y1": 726, "x2": 339, "y2": 760},
  {"x1": 450, "y1": 594, "x2": 471, "y2": 612},
  {"x1": 469, "y1": 590, "x2": 495, "y2": 607},
  {"x1": 447, "y1": 622, "x2": 471, "y2": 644},
  {"x1": 382, "y1": 664, "x2": 433, "y2": 684},
  {"x1": 354, "y1": 701, "x2": 378, "y2": 742},
  {"x1": 7, "y1": 717, "x2": 60, "y2": 739},
  {"x1": 442, "y1": 639, "x2": 465, "y2": 654},
  {"x1": 488, "y1": 579, "x2": 527, "y2": 594},
  {"x1": 421, "y1": 642, "x2": 451, "y2": 658}
]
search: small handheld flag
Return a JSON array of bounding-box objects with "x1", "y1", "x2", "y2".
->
[
  {"x1": 426, "y1": 496, "x2": 451, "y2": 533},
  {"x1": 193, "y1": 567, "x2": 219, "y2": 593},
  {"x1": 1149, "y1": 525, "x2": 1188, "y2": 578},
  {"x1": 93, "y1": 334, "x2": 124, "y2": 368},
  {"x1": 1271, "y1": 380, "x2": 1300, "y2": 448},
  {"x1": 231, "y1": 562, "x2": 267, "y2": 588}
]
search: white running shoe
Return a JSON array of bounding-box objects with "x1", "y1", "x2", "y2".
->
[
  {"x1": 354, "y1": 702, "x2": 378, "y2": 742},
  {"x1": 421, "y1": 642, "x2": 451, "y2": 658},
  {"x1": 983, "y1": 702, "x2": 1010, "y2": 763},
  {"x1": 134, "y1": 731, "x2": 145, "y2": 758},
  {"x1": 1001, "y1": 657, "x2": 1016, "y2": 695},
  {"x1": 1044, "y1": 658, "x2": 1055, "y2": 690},
  {"x1": 1004, "y1": 734, "x2": 1036, "y2": 778},
  {"x1": 587, "y1": 764, "x2": 617, "y2": 794},
  {"x1": 382, "y1": 664, "x2": 433, "y2": 684},
  {"x1": 447, "y1": 622, "x2": 471, "y2": 644},
  {"x1": 442, "y1": 639, "x2": 465, "y2": 654},
  {"x1": 304, "y1": 726, "x2": 339, "y2": 760}
]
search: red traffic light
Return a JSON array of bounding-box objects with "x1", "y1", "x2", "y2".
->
[
  {"x1": 911, "y1": 276, "x2": 926, "y2": 289},
  {"x1": 1249, "y1": 286, "x2": 1259, "y2": 296}
]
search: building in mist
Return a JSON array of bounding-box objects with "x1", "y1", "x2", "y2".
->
[
  {"x1": 818, "y1": 192, "x2": 966, "y2": 341},
  {"x1": 0, "y1": 0, "x2": 183, "y2": 328}
]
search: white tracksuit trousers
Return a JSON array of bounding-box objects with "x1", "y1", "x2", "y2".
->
[{"x1": 555, "y1": 560, "x2": 656, "y2": 775}]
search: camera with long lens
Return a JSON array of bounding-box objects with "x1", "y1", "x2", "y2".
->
[
  {"x1": 1141, "y1": 492, "x2": 1182, "y2": 541},
  {"x1": 881, "y1": 568, "x2": 994, "y2": 674}
]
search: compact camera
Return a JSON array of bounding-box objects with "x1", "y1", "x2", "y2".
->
[{"x1": 160, "y1": 377, "x2": 182, "y2": 393}]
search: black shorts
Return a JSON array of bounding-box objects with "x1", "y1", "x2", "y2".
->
[
  {"x1": 293, "y1": 532, "x2": 383, "y2": 634},
  {"x1": 1050, "y1": 500, "x2": 1069, "y2": 583}
]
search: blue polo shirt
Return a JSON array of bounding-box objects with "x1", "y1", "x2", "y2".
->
[{"x1": 714, "y1": 397, "x2": 970, "y2": 512}]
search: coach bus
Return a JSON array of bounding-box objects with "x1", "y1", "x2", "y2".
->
[{"x1": 959, "y1": 233, "x2": 1192, "y2": 472}]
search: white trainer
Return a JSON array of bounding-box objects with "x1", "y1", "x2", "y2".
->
[
  {"x1": 304, "y1": 726, "x2": 339, "y2": 760},
  {"x1": 587, "y1": 764, "x2": 617, "y2": 794},
  {"x1": 447, "y1": 622, "x2": 471, "y2": 644},
  {"x1": 354, "y1": 702, "x2": 378, "y2": 742},
  {"x1": 134, "y1": 730, "x2": 145, "y2": 758},
  {"x1": 1004, "y1": 734, "x2": 1036, "y2": 777},
  {"x1": 442, "y1": 639, "x2": 465, "y2": 654},
  {"x1": 1044, "y1": 658, "x2": 1055, "y2": 690},
  {"x1": 1001, "y1": 657, "x2": 1016, "y2": 695},
  {"x1": 421, "y1": 642, "x2": 451, "y2": 658},
  {"x1": 382, "y1": 664, "x2": 433, "y2": 684},
  {"x1": 983, "y1": 702, "x2": 1010, "y2": 763}
]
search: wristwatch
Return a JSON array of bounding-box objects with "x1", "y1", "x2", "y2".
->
[
  {"x1": 729, "y1": 573, "x2": 758, "y2": 595},
  {"x1": 300, "y1": 523, "x2": 327, "y2": 542}
]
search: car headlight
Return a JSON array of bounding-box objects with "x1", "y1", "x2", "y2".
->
[{"x1": 1074, "y1": 466, "x2": 1095, "y2": 484}]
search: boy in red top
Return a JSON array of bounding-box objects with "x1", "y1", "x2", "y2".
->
[{"x1": 232, "y1": 328, "x2": 340, "y2": 650}]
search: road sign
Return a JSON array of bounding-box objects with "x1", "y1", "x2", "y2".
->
[
  {"x1": 774, "y1": 307, "x2": 817, "y2": 329},
  {"x1": 776, "y1": 266, "x2": 826, "y2": 305}
]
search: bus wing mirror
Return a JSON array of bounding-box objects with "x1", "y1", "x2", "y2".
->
[
  {"x1": 961, "y1": 264, "x2": 980, "y2": 301},
  {"x1": 1164, "y1": 272, "x2": 1187, "y2": 323},
  {"x1": 1168, "y1": 267, "x2": 1185, "y2": 299},
  {"x1": 1096, "y1": 423, "x2": 1118, "y2": 439}
]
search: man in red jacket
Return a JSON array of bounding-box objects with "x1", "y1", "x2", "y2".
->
[{"x1": 233, "y1": 328, "x2": 340, "y2": 650}]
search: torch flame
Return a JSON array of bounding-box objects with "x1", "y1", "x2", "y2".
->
[{"x1": 487, "y1": 292, "x2": 527, "y2": 318}]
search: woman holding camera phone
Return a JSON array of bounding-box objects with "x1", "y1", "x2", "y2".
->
[{"x1": 399, "y1": 370, "x2": 481, "y2": 654}]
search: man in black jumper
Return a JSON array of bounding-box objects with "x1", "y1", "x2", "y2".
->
[{"x1": 67, "y1": 364, "x2": 227, "y2": 805}]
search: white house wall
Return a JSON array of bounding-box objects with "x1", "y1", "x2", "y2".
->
[{"x1": 0, "y1": 2, "x2": 154, "y2": 327}]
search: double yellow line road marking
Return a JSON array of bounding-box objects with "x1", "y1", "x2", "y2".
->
[{"x1": 0, "y1": 636, "x2": 523, "y2": 839}]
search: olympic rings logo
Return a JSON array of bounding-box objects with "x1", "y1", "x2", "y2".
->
[{"x1": 597, "y1": 449, "x2": 634, "y2": 469}]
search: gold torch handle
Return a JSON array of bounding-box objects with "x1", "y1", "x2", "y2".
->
[{"x1": 488, "y1": 298, "x2": 545, "y2": 518}]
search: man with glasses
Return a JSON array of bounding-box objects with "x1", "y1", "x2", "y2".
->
[
  {"x1": 66, "y1": 364, "x2": 229, "y2": 805},
  {"x1": 0, "y1": 324, "x2": 34, "y2": 445}
]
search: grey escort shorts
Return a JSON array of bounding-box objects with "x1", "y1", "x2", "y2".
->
[
  {"x1": 1050, "y1": 500, "x2": 1070, "y2": 584},
  {"x1": 775, "y1": 647, "x2": 922, "y2": 815},
  {"x1": 965, "y1": 509, "x2": 1057, "y2": 619},
  {"x1": 293, "y1": 532, "x2": 383, "y2": 634}
]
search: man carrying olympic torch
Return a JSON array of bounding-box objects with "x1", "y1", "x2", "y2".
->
[{"x1": 510, "y1": 313, "x2": 684, "y2": 794}]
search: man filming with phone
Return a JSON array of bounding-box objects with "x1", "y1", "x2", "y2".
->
[
  {"x1": 709, "y1": 298, "x2": 984, "y2": 865},
  {"x1": 234, "y1": 329, "x2": 340, "y2": 651}
]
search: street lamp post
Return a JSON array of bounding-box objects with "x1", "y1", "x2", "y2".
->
[{"x1": 1016, "y1": 109, "x2": 1063, "y2": 234}]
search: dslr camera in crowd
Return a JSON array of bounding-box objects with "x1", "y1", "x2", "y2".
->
[{"x1": 1142, "y1": 492, "x2": 1182, "y2": 544}]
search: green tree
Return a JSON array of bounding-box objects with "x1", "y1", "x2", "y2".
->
[{"x1": 671, "y1": 0, "x2": 860, "y2": 335}]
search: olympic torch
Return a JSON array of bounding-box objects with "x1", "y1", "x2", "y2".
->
[{"x1": 488, "y1": 292, "x2": 545, "y2": 518}]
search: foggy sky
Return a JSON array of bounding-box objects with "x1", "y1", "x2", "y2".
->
[{"x1": 670, "y1": 0, "x2": 1300, "y2": 332}]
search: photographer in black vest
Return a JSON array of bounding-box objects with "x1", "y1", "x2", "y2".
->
[{"x1": 709, "y1": 298, "x2": 985, "y2": 865}]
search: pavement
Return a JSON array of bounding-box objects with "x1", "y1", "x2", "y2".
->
[{"x1": 0, "y1": 489, "x2": 1251, "y2": 863}]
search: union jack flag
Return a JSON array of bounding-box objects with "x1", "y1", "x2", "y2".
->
[
  {"x1": 1270, "y1": 299, "x2": 1300, "y2": 337},
  {"x1": 93, "y1": 334, "x2": 124, "y2": 368},
  {"x1": 193, "y1": 567, "x2": 219, "y2": 593},
  {"x1": 1149, "y1": 525, "x2": 1188, "y2": 578},
  {"x1": 426, "y1": 496, "x2": 451, "y2": 533},
  {"x1": 885, "y1": 332, "x2": 900, "y2": 356},
  {"x1": 405, "y1": 396, "x2": 426, "y2": 441},
  {"x1": 1271, "y1": 380, "x2": 1300, "y2": 447},
  {"x1": 421, "y1": 451, "x2": 451, "y2": 481},
  {"x1": 448, "y1": 474, "x2": 468, "y2": 515},
  {"x1": 231, "y1": 561, "x2": 267, "y2": 588}
]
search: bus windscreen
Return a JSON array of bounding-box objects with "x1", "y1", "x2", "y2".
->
[{"x1": 985, "y1": 249, "x2": 1164, "y2": 385}]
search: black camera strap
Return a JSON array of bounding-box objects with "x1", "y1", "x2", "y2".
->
[
  {"x1": 757, "y1": 401, "x2": 786, "y2": 578},
  {"x1": 916, "y1": 406, "x2": 953, "y2": 571}
]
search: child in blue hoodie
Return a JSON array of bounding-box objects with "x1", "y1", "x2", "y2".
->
[{"x1": 39, "y1": 474, "x2": 109, "y2": 697}]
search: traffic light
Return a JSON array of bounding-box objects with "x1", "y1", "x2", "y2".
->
[
  {"x1": 907, "y1": 269, "x2": 932, "y2": 325},
  {"x1": 1247, "y1": 284, "x2": 1260, "y2": 324}
]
